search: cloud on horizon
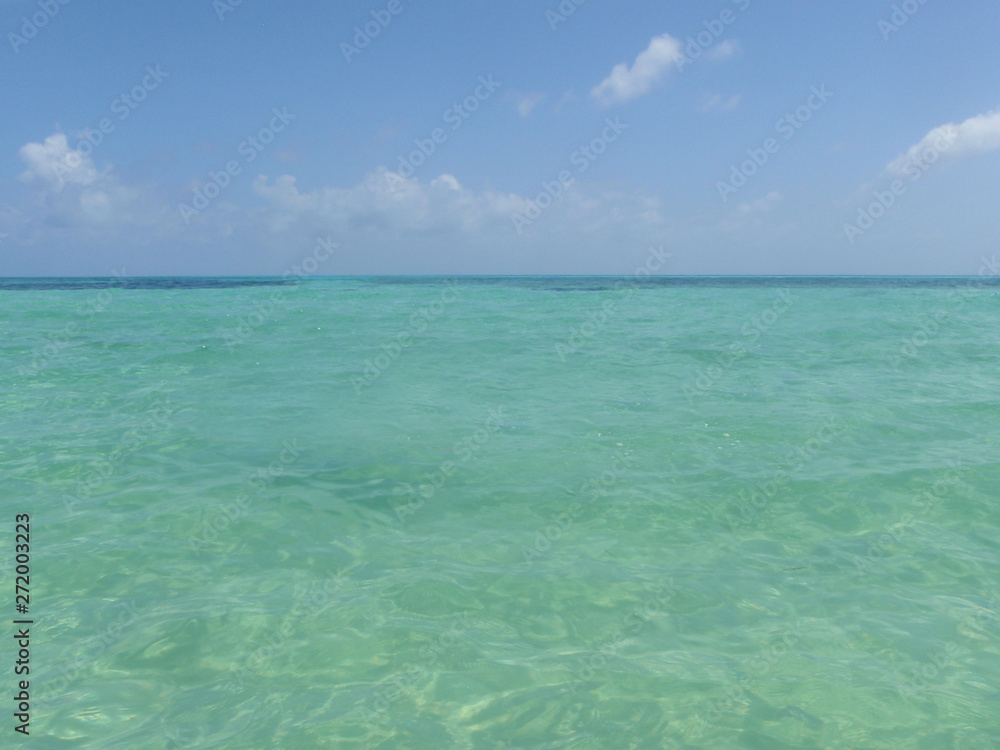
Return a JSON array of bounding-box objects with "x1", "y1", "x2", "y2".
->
[{"x1": 2, "y1": 132, "x2": 673, "y2": 274}]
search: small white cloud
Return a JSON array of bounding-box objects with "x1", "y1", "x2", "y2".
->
[
  {"x1": 18, "y1": 133, "x2": 103, "y2": 191},
  {"x1": 701, "y1": 93, "x2": 742, "y2": 113},
  {"x1": 15, "y1": 133, "x2": 169, "y2": 229},
  {"x1": 591, "y1": 34, "x2": 684, "y2": 107},
  {"x1": 736, "y1": 191, "x2": 782, "y2": 216},
  {"x1": 886, "y1": 108, "x2": 1000, "y2": 175},
  {"x1": 706, "y1": 39, "x2": 741, "y2": 62},
  {"x1": 430, "y1": 174, "x2": 462, "y2": 191},
  {"x1": 274, "y1": 145, "x2": 306, "y2": 163},
  {"x1": 717, "y1": 191, "x2": 783, "y2": 234},
  {"x1": 505, "y1": 91, "x2": 547, "y2": 118}
]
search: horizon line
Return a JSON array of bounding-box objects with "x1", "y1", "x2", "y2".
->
[{"x1": 2, "y1": 274, "x2": 997, "y2": 280}]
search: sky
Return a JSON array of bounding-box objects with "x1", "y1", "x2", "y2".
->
[{"x1": 1, "y1": 0, "x2": 999, "y2": 276}]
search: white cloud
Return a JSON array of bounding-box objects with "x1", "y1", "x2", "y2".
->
[
  {"x1": 249, "y1": 170, "x2": 518, "y2": 233},
  {"x1": 715, "y1": 191, "x2": 785, "y2": 235},
  {"x1": 3, "y1": 132, "x2": 673, "y2": 274},
  {"x1": 701, "y1": 93, "x2": 742, "y2": 113},
  {"x1": 591, "y1": 34, "x2": 684, "y2": 107},
  {"x1": 14, "y1": 133, "x2": 167, "y2": 229},
  {"x1": 18, "y1": 133, "x2": 103, "y2": 191},
  {"x1": 886, "y1": 108, "x2": 1000, "y2": 175},
  {"x1": 505, "y1": 91, "x2": 547, "y2": 117},
  {"x1": 736, "y1": 191, "x2": 782, "y2": 216},
  {"x1": 249, "y1": 168, "x2": 665, "y2": 240},
  {"x1": 706, "y1": 39, "x2": 741, "y2": 61},
  {"x1": 237, "y1": 168, "x2": 670, "y2": 272}
]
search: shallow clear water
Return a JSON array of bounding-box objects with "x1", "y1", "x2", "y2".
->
[{"x1": 2, "y1": 276, "x2": 999, "y2": 749}]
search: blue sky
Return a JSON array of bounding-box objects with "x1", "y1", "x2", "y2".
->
[{"x1": 1, "y1": 0, "x2": 999, "y2": 275}]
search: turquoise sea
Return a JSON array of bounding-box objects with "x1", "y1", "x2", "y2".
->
[{"x1": 2, "y1": 276, "x2": 1000, "y2": 749}]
